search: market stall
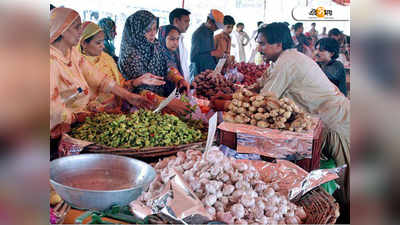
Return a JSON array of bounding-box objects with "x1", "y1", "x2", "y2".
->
[
  {"x1": 50, "y1": 0, "x2": 350, "y2": 223},
  {"x1": 50, "y1": 86, "x2": 344, "y2": 224}
]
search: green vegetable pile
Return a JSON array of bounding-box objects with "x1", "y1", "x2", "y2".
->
[{"x1": 70, "y1": 110, "x2": 205, "y2": 148}]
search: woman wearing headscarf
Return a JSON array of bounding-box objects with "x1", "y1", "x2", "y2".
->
[
  {"x1": 50, "y1": 8, "x2": 153, "y2": 139},
  {"x1": 119, "y1": 10, "x2": 190, "y2": 114},
  {"x1": 158, "y1": 25, "x2": 183, "y2": 75},
  {"x1": 98, "y1": 17, "x2": 118, "y2": 62},
  {"x1": 77, "y1": 21, "x2": 165, "y2": 113}
]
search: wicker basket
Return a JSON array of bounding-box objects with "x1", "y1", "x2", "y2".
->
[
  {"x1": 295, "y1": 187, "x2": 340, "y2": 224},
  {"x1": 82, "y1": 141, "x2": 206, "y2": 158}
]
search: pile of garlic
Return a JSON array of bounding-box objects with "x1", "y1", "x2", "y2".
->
[
  {"x1": 139, "y1": 148, "x2": 307, "y2": 224},
  {"x1": 224, "y1": 88, "x2": 312, "y2": 132}
]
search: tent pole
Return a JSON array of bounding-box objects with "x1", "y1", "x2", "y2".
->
[{"x1": 182, "y1": 0, "x2": 185, "y2": 8}]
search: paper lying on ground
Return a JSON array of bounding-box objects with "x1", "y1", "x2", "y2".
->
[{"x1": 153, "y1": 88, "x2": 177, "y2": 113}]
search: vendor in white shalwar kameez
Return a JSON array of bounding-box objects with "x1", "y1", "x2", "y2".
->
[
  {"x1": 211, "y1": 23, "x2": 350, "y2": 205},
  {"x1": 231, "y1": 22, "x2": 250, "y2": 63}
]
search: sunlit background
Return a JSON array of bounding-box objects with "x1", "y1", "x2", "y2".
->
[{"x1": 50, "y1": 0, "x2": 350, "y2": 58}]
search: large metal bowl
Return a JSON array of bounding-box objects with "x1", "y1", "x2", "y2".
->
[{"x1": 50, "y1": 154, "x2": 156, "y2": 211}]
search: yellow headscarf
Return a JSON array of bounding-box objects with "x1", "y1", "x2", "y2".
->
[
  {"x1": 50, "y1": 7, "x2": 80, "y2": 43},
  {"x1": 77, "y1": 21, "x2": 102, "y2": 53},
  {"x1": 77, "y1": 22, "x2": 121, "y2": 84}
]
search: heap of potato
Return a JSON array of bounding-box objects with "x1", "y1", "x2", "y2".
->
[
  {"x1": 224, "y1": 88, "x2": 312, "y2": 132},
  {"x1": 192, "y1": 70, "x2": 236, "y2": 99}
]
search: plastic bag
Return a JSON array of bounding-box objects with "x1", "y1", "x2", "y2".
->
[
  {"x1": 224, "y1": 67, "x2": 244, "y2": 83},
  {"x1": 320, "y1": 159, "x2": 338, "y2": 195}
]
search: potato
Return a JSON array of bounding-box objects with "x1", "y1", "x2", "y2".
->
[
  {"x1": 224, "y1": 114, "x2": 235, "y2": 123},
  {"x1": 232, "y1": 99, "x2": 242, "y2": 107},
  {"x1": 264, "y1": 112, "x2": 270, "y2": 118},
  {"x1": 252, "y1": 100, "x2": 265, "y2": 108},
  {"x1": 270, "y1": 110, "x2": 279, "y2": 117},
  {"x1": 266, "y1": 100, "x2": 280, "y2": 110},
  {"x1": 242, "y1": 102, "x2": 251, "y2": 108},
  {"x1": 250, "y1": 96, "x2": 257, "y2": 102},
  {"x1": 255, "y1": 95, "x2": 264, "y2": 101},
  {"x1": 257, "y1": 108, "x2": 265, "y2": 113},
  {"x1": 276, "y1": 122, "x2": 286, "y2": 129},
  {"x1": 243, "y1": 89, "x2": 254, "y2": 97},
  {"x1": 250, "y1": 119, "x2": 257, "y2": 126},
  {"x1": 232, "y1": 106, "x2": 241, "y2": 114},
  {"x1": 249, "y1": 106, "x2": 257, "y2": 112},
  {"x1": 254, "y1": 113, "x2": 266, "y2": 121},
  {"x1": 283, "y1": 111, "x2": 292, "y2": 119},
  {"x1": 235, "y1": 115, "x2": 246, "y2": 123},
  {"x1": 257, "y1": 121, "x2": 269, "y2": 128},
  {"x1": 280, "y1": 117, "x2": 287, "y2": 123},
  {"x1": 279, "y1": 109, "x2": 285, "y2": 114},
  {"x1": 237, "y1": 107, "x2": 246, "y2": 114},
  {"x1": 240, "y1": 114, "x2": 251, "y2": 123},
  {"x1": 233, "y1": 92, "x2": 241, "y2": 100}
]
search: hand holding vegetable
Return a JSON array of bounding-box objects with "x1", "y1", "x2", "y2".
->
[
  {"x1": 177, "y1": 79, "x2": 190, "y2": 94},
  {"x1": 166, "y1": 98, "x2": 191, "y2": 115},
  {"x1": 73, "y1": 112, "x2": 92, "y2": 123},
  {"x1": 125, "y1": 93, "x2": 155, "y2": 110}
]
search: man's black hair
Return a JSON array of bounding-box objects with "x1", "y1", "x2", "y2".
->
[
  {"x1": 257, "y1": 21, "x2": 263, "y2": 27},
  {"x1": 315, "y1": 38, "x2": 340, "y2": 60},
  {"x1": 169, "y1": 8, "x2": 191, "y2": 25},
  {"x1": 294, "y1": 22, "x2": 303, "y2": 31},
  {"x1": 50, "y1": 4, "x2": 55, "y2": 11},
  {"x1": 311, "y1": 22, "x2": 316, "y2": 26},
  {"x1": 223, "y1": 15, "x2": 235, "y2": 25},
  {"x1": 257, "y1": 22, "x2": 294, "y2": 50},
  {"x1": 236, "y1": 22, "x2": 244, "y2": 28},
  {"x1": 328, "y1": 28, "x2": 342, "y2": 37}
]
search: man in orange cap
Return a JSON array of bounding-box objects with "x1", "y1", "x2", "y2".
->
[{"x1": 190, "y1": 9, "x2": 224, "y2": 80}]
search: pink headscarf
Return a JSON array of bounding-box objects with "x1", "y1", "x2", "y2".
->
[{"x1": 49, "y1": 7, "x2": 80, "y2": 43}]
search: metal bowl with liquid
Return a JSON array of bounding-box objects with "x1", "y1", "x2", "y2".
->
[{"x1": 50, "y1": 154, "x2": 156, "y2": 210}]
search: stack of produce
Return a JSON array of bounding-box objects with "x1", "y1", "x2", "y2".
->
[
  {"x1": 139, "y1": 148, "x2": 307, "y2": 224},
  {"x1": 70, "y1": 110, "x2": 205, "y2": 148},
  {"x1": 192, "y1": 70, "x2": 235, "y2": 99},
  {"x1": 224, "y1": 88, "x2": 312, "y2": 132},
  {"x1": 235, "y1": 62, "x2": 268, "y2": 86}
]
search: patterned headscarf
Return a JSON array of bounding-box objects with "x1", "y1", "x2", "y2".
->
[
  {"x1": 120, "y1": 10, "x2": 159, "y2": 63},
  {"x1": 98, "y1": 18, "x2": 116, "y2": 56},
  {"x1": 49, "y1": 7, "x2": 80, "y2": 43},
  {"x1": 119, "y1": 10, "x2": 174, "y2": 97}
]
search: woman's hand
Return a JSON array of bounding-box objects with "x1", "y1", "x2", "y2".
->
[
  {"x1": 73, "y1": 112, "x2": 92, "y2": 123},
  {"x1": 125, "y1": 93, "x2": 155, "y2": 110},
  {"x1": 131, "y1": 73, "x2": 165, "y2": 87},
  {"x1": 50, "y1": 123, "x2": 71, "y2": 139},
  {"x1": 177, "y1": 79, "x2": 190, "y2": 94},
  {"x1": 165, "y1": 98, "x2": 191, "y2": 115}
]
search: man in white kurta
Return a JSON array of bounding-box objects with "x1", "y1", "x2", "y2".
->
[
  {"x1": 231, "y1": 23, "x2": 250, "y2": 62},
  {"x1": 255, "y1": 23, "x2": 350, "y2": 203}
]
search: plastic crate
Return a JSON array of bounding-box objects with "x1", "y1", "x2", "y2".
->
[{"x1": 218, "y1": 120, "x2": 324, "y2": 172}]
